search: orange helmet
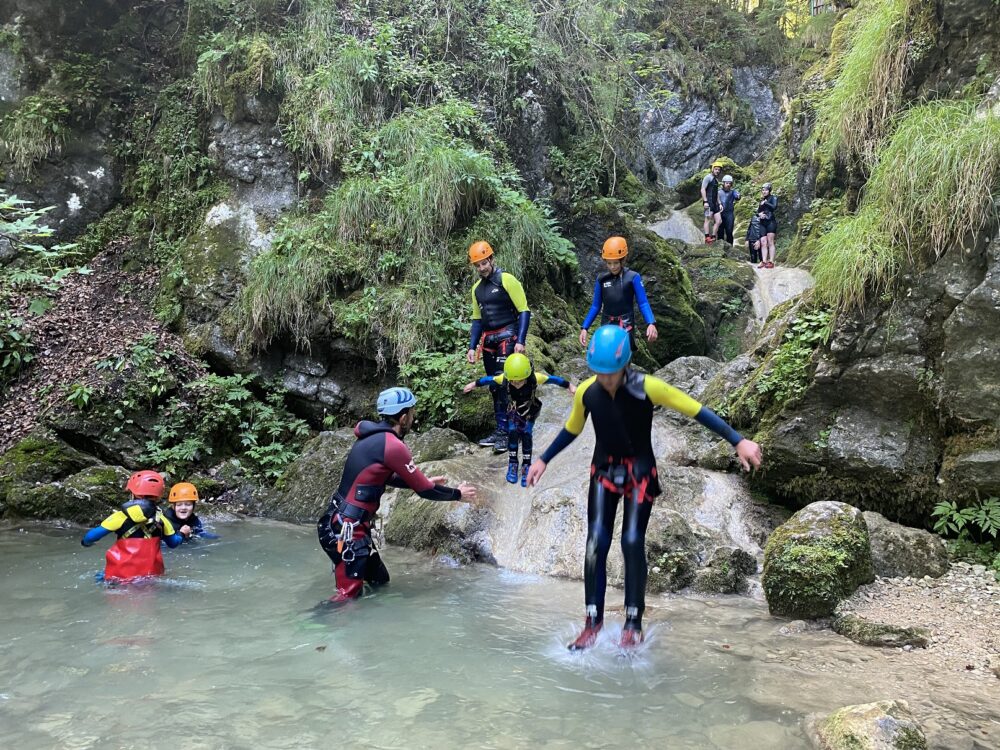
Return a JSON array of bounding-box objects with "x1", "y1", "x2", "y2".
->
[
  {"x1": 468, "y1": 241, "x2": 494, "y2": 263},
  {"x1": 602, "y1": 236, "x2": 628, "y2": 260},
  {"x1": 168, "y1": 482, "x2": 199, "y2": 504},
  {"x1": 126, "y1": 470, "x2": 165, "y2": 499}
]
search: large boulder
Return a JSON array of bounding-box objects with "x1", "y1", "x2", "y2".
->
[
  {"x1": 862, "y1": 511, "x2": 949, "y2": 579},
  {"x1": 637, "y1": 66, "x2": 783, "y2": 187},
  {"x1": 832, "y1": 612, "x2": 931, "y2": 649},
  {"x1": 267, "y1": 428, "x2": 355, "y2": 522},
  {"x1": 809, "y1": 700, "x2": 928, "y2": 750},
  {"x1": 4, "y1": 464, "x2": 129, "y2": 524},
  {"x1": 762, "y1": 501, "x2": 875, "y2": 619}
]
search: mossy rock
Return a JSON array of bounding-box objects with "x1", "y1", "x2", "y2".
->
[
  {"x1": 384, "y1": 495, "x2": 484, "y2": 563},
  {"x1": 691, "y1": 547, "x2": 758, "y2": 594},
  {"x1": 448, "y1": 387, "x2": 494, "y2": 440},
  {"x1": 812, "y1": 700, "x2": 928, "y2": 750},
  {"x1": 4, "y1": 465, "x2": 129, "y2": 524},
  {"x1": 645, "y1": 509, "x2": 701, "y2": 592},
  {"x1": 832, "y1": 613, "x2": 930, "y2": 649},
  {"x1": 268, "y1": 428, "x2": 356, "y2": 522},
  {"x1": 762, "y1": 501, "x2": 875, "y2": 619},
  {"x1": 408, "y1": 427, "x2": 473, "y2": 463},
  {"x1": 0, "y1": 431, "x2": 95, "y2": 506}
]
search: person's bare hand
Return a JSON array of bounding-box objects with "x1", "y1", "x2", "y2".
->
[
  {"x1": 579, "y1": 329, "x2": 588, "y2": 347},
  {"x1": 457, "y1": 482, "x2": 478, "y2": 501},
  {"x1": 428, "y1": 475, "x2": 448, "y2": 485},
  {"x1": 568, "y1": 383, "x2": 577, "y2": 394},
  {"x1": 514, "y1": 343, "x2": 526, "y2": 354},
  {"x1": 526, "y1": 459, "x2": 547, "y2": 487},
  {"x1": 735, "y1": 439, "x2": 763, "y2": 472},
  {"x1": 462, "y1": 382, "x2": 476, "y2": 394},
  {"x1": 180, "y1": 525, "x2": 192, "y2": 538},
  {"x1": 467, "y1": 348, "x2": 477, "y2": 364},
  {"x1": 646, "y1": 324, "x2": 658, "y2": 342}
]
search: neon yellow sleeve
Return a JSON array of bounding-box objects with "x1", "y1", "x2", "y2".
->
[
  {"x1": 501, "y1": 273, "x2": 529, "y2": 312},
  {"x1": 160, "y1": 513, "x2": 177, "y2": 536},
  {"x1": 643, "y1": 375, "x2": 702, "y2": 418},
  {"x1": 100, "y1": 511, "x2": 127, "y2": 532},
  {"x1": 535, "y1": 373, "x2": 550, "y2": 386},
  {"x1": 494, "y1": 374, "x2": 506, "y2": 385},
  {"x1": 471, "y1": 280, "x2": 482, "y2": 320},
  {"x1": 565, "y1": 376, "x2": 595, "y2": 435}
]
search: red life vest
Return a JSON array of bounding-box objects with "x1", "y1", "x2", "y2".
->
[{"x1": 104, "y1": 537, "x2": 165, "y2": 581}]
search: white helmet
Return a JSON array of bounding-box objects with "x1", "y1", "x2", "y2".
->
[{"x1": 722, "y1": 175, "x2": 734, "y2": 184}]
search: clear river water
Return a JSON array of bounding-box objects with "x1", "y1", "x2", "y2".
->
[{"x1": 2, "y1": 520, "x2": 998, "y2": 749}]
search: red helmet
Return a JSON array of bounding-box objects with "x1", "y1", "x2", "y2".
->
[{"x1": 126, "y1": 470, "x2": 165, "y2": 499}]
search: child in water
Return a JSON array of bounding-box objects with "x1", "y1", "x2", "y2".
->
[
  {"x1": 81, "y1": 470, "x2": 183, "y2": 581},
  {"x1": 463, "y1": 353, "x2": 575, "y2": 486},
  {"x1": 164, "y1": 482, "x2": 219, "y2": 541}
]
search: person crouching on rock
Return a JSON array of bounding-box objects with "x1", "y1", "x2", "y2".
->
[
  {"x1": 462, "y1": 352, "x2": 575, "y2": 488},
  {"x1": 317, "y1": 387, "x2": 478, "y2": 605},
  {"x1": 81, "y1": 470, "x2": 183, "y2": 582},
  {"x1": 165, "y1": 482, "x2": 219, "y2": 542},
  {"x1": 526, "y1": 326, "x2": 763, "y2": 651}
]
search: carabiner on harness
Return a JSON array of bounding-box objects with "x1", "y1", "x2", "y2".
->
[{"x1": 338, "y1": 520, "x2": 358, "y2": 562}]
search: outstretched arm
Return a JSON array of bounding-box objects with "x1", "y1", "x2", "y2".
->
[
  {"x1": 527, "y1": 378, "x2": 592, "y2": 486},
  {"x1": 384, "y1": 435, "x2": 465, "y2": 501},
  {"x1": 581, "y1": 278, "x2": 603, "y2": 332}
]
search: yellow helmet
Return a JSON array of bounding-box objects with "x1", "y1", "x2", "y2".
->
[
  {"x1": 602, "y1": 236, "x2": 628, "y2": 260},
  {"x1": 468, "y1": 241, "x2": 494, "y2": 263},
  {"x1": 503, "y1": 353, "x2": 532, "y2": 380},
  {"x1": 711, "y1": 160, "x2": 725, "y2": 169},
  {"x1": 168, "y1": 482, "x2": 199, "y2": 504}
]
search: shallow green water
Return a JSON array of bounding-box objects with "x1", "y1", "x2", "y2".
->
[{"x1": 0, "y1": 521, "x2": 995, "y2": 749}]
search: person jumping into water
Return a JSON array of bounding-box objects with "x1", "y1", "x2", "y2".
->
[{"x1": 526, "y1": 326, "x2": 762, "y2": 650}]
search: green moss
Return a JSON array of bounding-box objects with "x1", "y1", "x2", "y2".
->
[
  {"x1": 0, "y1": 432, "x2": 93, "y2": 502},
  {"x1": 385, "y1": 497, "x2": 470, "y2": 561},
  {"x1": 5, "y1": 465, "x2": 128, "y2": 523},
  {"x1": 647, "y1": 550, "x2": 696, "y2": 593},
  {"x1": 763, "y1": 505, "x2": 874, "y2": 618},
  {"x1": 833, "y1": 613, "x2": 930, "y2": 648}
]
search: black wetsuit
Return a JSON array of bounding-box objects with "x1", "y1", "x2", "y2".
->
[
  {"x1": 539, "y1": 370, "x2": 743, "y2": 631},
  {"x1": 719, "y1": 188, "x2": 740, "y2": 244},
  {"x1": 746, "y1": 215, "x2": 764, "y2": 263},
  {"x1": 164, "y1": 508, "x2": 204, "y2": 540},
  {"x1": 317, "y1": 420, "x2": 463, "y2": 600},
  {"x1": 468, "y1": 269, "x2": 531, "y2": 436},
  {"x1": 758, "y1": 195, "x2": 778, "y2": 235}
]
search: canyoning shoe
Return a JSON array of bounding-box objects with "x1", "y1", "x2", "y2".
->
[
  {"x1": 618, "y1": 627, "x2": 644, "y2": 651},
  {"x1": 506, "y1": 460, "x2": 519, "y2": 484},
  {"x1": 568, "y1": 618, "x2": 603, "y2": 651},
  {"x1": 520, "y1": 462, "x2": 530, "y2": 487},
  {"x1": 478, "y1": 432, "x2": 498, "y2": 447},
  {"x1": 493, "y1": 433, "x2": 508, "y2": 453}
]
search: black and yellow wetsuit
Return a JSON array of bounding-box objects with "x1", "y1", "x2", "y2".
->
[
  {"x1": 539, "y1": 369, "x2": 743, "y2": 632},
  {"x1": 468, "y1": 269, "x2": 530, "y2": 439}
]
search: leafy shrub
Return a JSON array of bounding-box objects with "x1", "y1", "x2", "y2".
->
[
  {"x1": 143, "y1": 374, "x2": 309, "y2": 481},
  {"x1": 717, "y1": 305, "x2": 832, "y2": 425},
  {"x1": 932, "y1": 497, "x2": 1000, "y2": 544},
  {"x1": 0, "y1": 313, "x2": 34, "y2": 387}
]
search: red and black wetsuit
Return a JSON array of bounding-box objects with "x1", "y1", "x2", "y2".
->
[{"x1": 317, "y1": 420, "x2": 463, "y2": 601}]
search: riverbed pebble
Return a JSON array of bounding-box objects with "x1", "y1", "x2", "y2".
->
[{"x1": 836, "y1": 564, "x2": 1000, "y2": 677}]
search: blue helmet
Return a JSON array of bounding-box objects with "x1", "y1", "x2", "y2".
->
[
  {"x1": 586, "y1": 325, "x2": 631, "y2": 374},
  {"x1": 376, "y1": 387, "x2": 417, "y2": 416}
]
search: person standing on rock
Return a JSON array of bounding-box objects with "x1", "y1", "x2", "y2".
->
[
  {"x1": 718, "y1": 175, "x2": 741, "y2": 245},
  {"x1": 757, "y1": 183, "x2": 778, "y2": 269},
  {"x1": 746, "y1": 214, "x2": 764, "y2": 265},
  {"x1": 467, "y1": 240, "x2": 531, "y2": 453},
  {"x1": 579, "y1": 236, "x2": 658, "y2": 354},
  {"x1": 701, "y1": 160, "x2": 724, "y2": 244},
  {"x1": 317, "y1": 387, "x2": 477, "y2": 605},
  {"x1": 526, "y1": 326, "x2": 762, "y2": 651}
]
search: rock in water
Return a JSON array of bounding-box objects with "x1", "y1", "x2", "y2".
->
[
  {"x1": 763, "y1": 501, "x2": 874, "y2": 618},
  {"x1": 862, "y1": 511, "x2": 949, "y2": 579},
  {"x1": 832, "y1": 613, "x2": 931, "y2": 649},
  {"x1": 810, "y1": 700, "x2": 928, "y2": 750}
]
